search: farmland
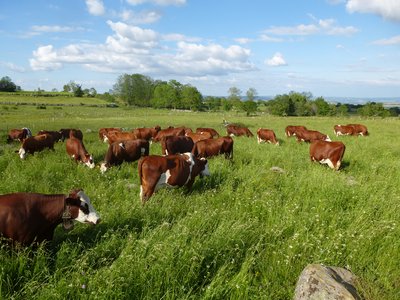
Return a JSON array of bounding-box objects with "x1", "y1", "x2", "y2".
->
[{"x1": 1, "y1": 103, "x2": 399, "y2": 299}]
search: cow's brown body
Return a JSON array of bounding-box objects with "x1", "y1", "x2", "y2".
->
[
  {"x1": 138, "y1": 153, "x2": 210, "y2": 203},
  {"x1": 161, "y1": 136, "x2": 194, "y2": 155},
  {"x1": 98, "y1": 127, "x2": 122, "y2": 142},
  {"x1": 100, "y1": 139, "x2": 149, "y2": 173},
  {"x1": 310, "y1": 140, "x2": 346, "y2": 170},
  {"x1": 18, "y1": 134, "x2": 55, "y2": 159},
  {"x1": 226, "y1": 124, "x2": 253, "y2": 137},
  {"x1": 7, "y1": 128, "x2": 32, "y2": 143},
  {"x1": 153, "y1": 127, "x2": 186, "y2": 142},
  {"x1": 132, "y1": 126, "x2": 161, "y2": 141},
  {"x1": 196, "y1": 127, "x2": 220, "y2": 138},
  {"x1": 37, "y1": 130, "x2": 63, "y2": 142},
  {"x1": 347, "y1": 124, "x2": 368, "y2": 136},
  {"x1": 104, "y1": 131, "x2": 137, "y2": 144},
  {"x1": 66, "y1": 137, "x2": 94, "y2": 168},
  {"x1": 185, "y1": 131, "x2": 213, "y2": 143},
  {"x1": 60, "y1": 128, "x2": 83, "y2": 141},
  {"x1": 257, "y1": 128, "x2": 279, "y2": 145},
  {"x1": 333, "y1": 125, "x2": 355, "y2": 136},
  {"x1": 295, "y1": 129, "x2": 330, "y2": 143},
  {"x1": 0, "y1": 189, "x2": 100, "y2": 245},
  {"x1": 285, "y1": 125, "x2": 307, "y2": 137},
  {"x1": 192, "y1": 136, "x2": 233, "y2": 159}
]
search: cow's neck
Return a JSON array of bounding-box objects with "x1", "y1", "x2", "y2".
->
[{"x1": 36, "y1": 194, "x2": 66, "y2": 224}]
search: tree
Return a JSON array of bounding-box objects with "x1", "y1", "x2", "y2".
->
[
  {"x1": 113, "y1": 74, "x2": 154, "y2": 106},
  {"x1": 246, "y1": 87, "x2": 257, "y2": 101},
  {"x1": 313, "y1": 97, "x2": 331, "y2": 116},
  {"x1": 242, "y1": 100, "x2": 257, "y2": 116},
  {"x1": 181, "y1": 84, "x2": 202, "y2": 110},
  {"x1": 0, "y1": 76, "x2": 20, "y2": 92},
  {"x1": 228, "y1": 86, "x2": 242, "y2": 110}
]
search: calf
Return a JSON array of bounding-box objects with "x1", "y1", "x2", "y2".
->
[
  {"x1": 0, "y1": 189, "x2": 100, "y2": 245},
  {"x1": 310, "y1": 140, "x2": 346, "y2": 171},
  {"x1": 296, "y1": 129, "x2": 331, "y2": 143},
  {"x1": 226, "y1": 124, "x2": 253, "y2": 137},
  {"x1": 66, "y1": 137, "x2": 95, "y2": 168},
  {"x1": 138, "y1": 153, "x2": 210, "y2": 203},
  {"x1": 7, "y1": 127, "x2": 32, "y2": 143},
  {"x1": 161, "y1": 136, "x2": 194, "y2": 155},
  {"x1": 196, "y1": 127, "x2": 220, "y2": 138},
  {"x1": 192, "y1": 136, "x2": 234, "y2": 159},
  {"x1": 285, "y1": 125, "x2": 307, "y2": 137},
  {"x1": 347, "y1": 123, "x2": 368, "y2": 136},
  {"x1": 257, "y1": 128, "x2": 279, "y2": 145},
  {"x1": 17, "y1": 134, "x2": 55, "y2": 159},
  {"x1": 100, "y1": 139, "x2": 149, "y2": 173},
  {"x1": 333, "y1": 125, "x2": 355, "y2": 136}
]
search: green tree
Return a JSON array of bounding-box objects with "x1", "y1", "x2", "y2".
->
[
  {"x1": 358, "y1": 102, "x2": 390, "y2": 117},
  {"x1": 242, "y1": 100, "x2": 257, "y2": 116},
  {"x1": 228, "y1": 86, "x2": 242, "y2": 110},
  {"x1": 74, "y1": 84, "x2": 84, "y2": 97},
  {"x1": 246, "y1": 87, "x2": 257, "y2": 101},
  {"x1": 313, "y1": 97, "x2": 330, "y2": 116},
  {"x1": 113, "y1": 74, "x2": 154, "y2": 106},
  {"x1": 181, "y1": 84, "x2": 202, "y2": 110},
  {"x1": 151, "y1": 83, "x2": 177, "y2": 108},
  {"x1": 268, "y1": 94, "x2": 295, "y2": 116},
  {"x1": 0, "y1": 76, "x2": 20, "y2": 92}
]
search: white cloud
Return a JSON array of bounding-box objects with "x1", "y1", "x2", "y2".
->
[
  {"x1": 259, "y1": 34, "x2": 284, "y2": 42},
  {"x1": 31, "y1": 25, "x2": 84, "y2": 33},
  {"x1": 266, "y1": 52, "x2": 287, "y2": 67},
  {"x1": 126, "y1": 0, "x2": 186, "y2": 6},
  {"x1": 120, "y1": 9, "x2": 161, "y2": 24},
  {"x1": 346, "y1": 0, "x2": 400, "y2": 22},
  {"x1": 1, "y1": 62, "x2": 26, "y2": 72},
  {"x1": 372, "y1": 35, "x2": 400, "y2": 45},
  {"x1": 86, "y1": 0, "x2": 105, "y2": 16}
]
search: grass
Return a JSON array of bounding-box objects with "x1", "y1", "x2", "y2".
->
[{"x1": 0, "y1": 104, "x2": 399, "y2": 299}]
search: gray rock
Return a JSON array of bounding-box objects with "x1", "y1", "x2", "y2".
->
[{"x1": 294, "y1": 264, "x2": 360, "y2": 300}]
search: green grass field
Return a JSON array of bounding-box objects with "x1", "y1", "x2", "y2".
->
[{"x1": 1, "y1": 104, "x2": 399, "y2": 299}]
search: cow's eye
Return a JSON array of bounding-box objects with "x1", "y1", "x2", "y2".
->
[{"x1": 80, "y1": 203, "x2": 90, "y2": 214}]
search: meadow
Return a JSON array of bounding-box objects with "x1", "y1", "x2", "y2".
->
[{"x1": 0, "y1": 103, "x2": 399, "y2": 299}]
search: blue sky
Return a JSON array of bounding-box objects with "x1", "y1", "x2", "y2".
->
[{"x1": 1, "y1": 0, "x2": 399, "y2": 98}]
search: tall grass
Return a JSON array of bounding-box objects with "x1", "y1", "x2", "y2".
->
[{"x1": 1, "y1": 105, "x2": 399, "y2": 299}]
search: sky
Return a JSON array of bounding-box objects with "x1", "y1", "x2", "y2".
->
[{"x1": 1, "y1": 0, "x2": 399, "y2": 99}]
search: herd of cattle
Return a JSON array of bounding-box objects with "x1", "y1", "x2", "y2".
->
[{"x1": 1, "y1": 122, "x2": 368, "y2": 245}]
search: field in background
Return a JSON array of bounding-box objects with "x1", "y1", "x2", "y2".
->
[{"x1": 1, "y1": 104, "x2": 399, "y2": 299}]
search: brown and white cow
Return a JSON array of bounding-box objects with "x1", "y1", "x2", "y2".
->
[
  {"x1": 226, "y1": 124, "x2": 254, "y2": 137},
  {"x1": 257, "y1": 128, "x2": 279, "y2": 145},
  {"x1": 7, "y1": 127, "x2": 32, "y2": 143},
  {"x1": 60, "y1": 128, "x2": 83, "y2": 141},
  {"x1": 132, "y1": 126, "x2": 161, "y2": 142},
  {"x1": 98, "y1": 127, "x2": 122, "y2": 142},
  {"x1": 17, "y1": 134, "x2": 55, "y2": 159},
  {"x1": 104, "y1": 131, "x2": 137, "y2": 145},
  {"x1": 100, "y1": 139, "x2": 149, "y2": 173},
  {"x1": 347, "y1": 123, "x2": 369, "y2": 136},
  {"x1": 0, "y1": 189, "x2": 100, "y2": 245},
  {"x1": 285, "y1": 125, "x2": 307, "y2": 137},
  {"x1": 185, "y1": 131, "x2": 213, "y2": 143},
  {"x1": 37, "y1": 130, "x2": 63, "y2": 142},
  {"x1": 333, "y1": 125, "x2": 355, "y2": 136},
  {"x1": 66, "y1": 136, "x2": 95, "y2": 168},
  {"x1": 196, "y1": 127, "x2": 220, "y2": 138},
  {"x1": 153, "y1": 127, "x2": 186, "y2": 142},
  {"x1": 310, "y1": 140, "x2": 346, "y2": 171},
  {"x1": 161, "y1": 136, "x2": 194, "y2": 155},
  {"x1": 192, "y1": 136, "x2": 234, "y2": 159},
  {"x1": 138, "y1": 152, "x2": 210, "y2": 203},
  {"x1": 295, "y1": 129, "x2": 331, "y2": 143}
]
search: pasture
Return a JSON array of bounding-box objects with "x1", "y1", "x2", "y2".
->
[{"x1": 1, "y1": 104, "x2": 399, "y2": 299}]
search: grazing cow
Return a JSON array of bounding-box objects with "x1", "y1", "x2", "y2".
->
[
  {"x1": 295, "y1": 129, "x2": 331, "y2": 143},
  {"x1": 100, "y1": 139, "x2": 149, "y2": 173},
  {"x1": 285, "y1": 125, "x2": 307, "y2": 137},
  {"x1": 7, "y1": 127, "x2": 32, "y2": 143},
  {"x1": 104, "y1": 131, "x2": 137, "y2": 145},
  {"x1": 347, "y1": 123, "x2": 369, "y2": 136},
  {"x1": 138, "y1": 153, "x2": 210, "y2": 203},
  {"x1": 66, "y1": 137, "x2": 95, "y2": 168},
  {"x1": 0, "y1": 189, "x2": 100, "y2": 245},
  {"x1": 60, "y1": 128, "x2": 83, "y2": 141},
  {"x1": 257, "y1": 128, "x2": 279, "y2": 145},
  {"x1": 161, "y1": 136, "x2": 194, "y2": 155},
  {"x1": 17, "y1": 134, "x2": 55, "y2": 159},
  {"x1": 333, "y1": 125, "x2": 355, "y2": 136},
  {"x1": 132, "y1": 126, "x2": 161, "y2": 141},
  {"x1": 37, "y1": 130, "x2": 63, "y2": 142},
  {"x1": 186, "y1": 131, "x2": 213, "y2": 143},
  {"x1": 310, "y1": 140, "x2": 346, "y2": 171},
  {"x1": 226, "y1": 124, "x2": 254, "y2": 137},
  {"x1": 196, "y1": 127, "x2": 220, "y2": 138},
  {"x1": 98, "y1": 127, "x2": 122, "y2": 142},
  {"x1": 192, "y1": 136, "x2": 234, "y2": 159},
  {"x1": 153, "y1": 127, "x2": 186, "y2": 142}
]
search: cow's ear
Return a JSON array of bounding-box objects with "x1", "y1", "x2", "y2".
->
[
  {"x1": 65, "y1": 197, "x2": 81, "y2": 206},
  {"x1": 68, "y1": 189, "x2": 82, "y2": 199}
]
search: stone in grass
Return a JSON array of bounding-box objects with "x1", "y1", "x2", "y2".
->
[
  {"x1": 270, "y1": 166, "x2": 285, "y2": 174},
  {"x1": 294, "y1": 264, "x2": 360, "y2": 300}
]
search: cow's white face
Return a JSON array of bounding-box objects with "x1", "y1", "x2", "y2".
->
[
  {"x1": 19, "y1": 148, "x2": 26, "y2": 159},
  {"x1": 325, "y1": 135, "x2": 332, "y2": 142},
  {"x1": 74, "y1": 191, "x2": 101, "y2": 225},
  {"x1": 200, "y1": 159, "x2": 211, "y2": 177},
  {"x1": 85, "y1": 156, "x2": 95, "y2": 169},
  {"x1": 100, "y1": 162, "x2": 108, "y2": 173}
]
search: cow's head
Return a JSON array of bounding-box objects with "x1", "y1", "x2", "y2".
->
[
  {"x1": 324, "y1": 135, "x2": 332, "y2": 142},
  {"x1": 64, "y1": 189, "x2": 101, "y2": 229},
  {"x1": 18, "y1": 147, "x2": 26, "y2": 159},
  {"x1": 84, "y1": 154, "x2": 95, "y2": 169},
  {"x1": 99, "y1": 162, "x2": 109, "y2": 174},
  {"x1": 198, "y1": 158, "x2": 210, "y2": 177}
]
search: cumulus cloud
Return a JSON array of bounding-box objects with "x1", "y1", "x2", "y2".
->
[
  {"x1": 126, "y1": 0, "x2": 186, "y2": 6},
  {"x1": 372, "y1": 35, "x2": 400, "y2": 45},
  {"x1": 265, "y1": 52, "x2": 287, "y2": 67},
  {"x1": 120, "y1": 9, "x2": 161, "y2": 24},
  {"x1": 346, "y1": 0, "x2": 400, "y2": 22},
  {"x1": 86, "y1": 0, "x2": 105, "y2": 16}
]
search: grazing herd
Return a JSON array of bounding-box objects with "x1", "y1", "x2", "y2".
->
[{"x1": 2, "y1": 122, "x2": 368, "y2": 245}]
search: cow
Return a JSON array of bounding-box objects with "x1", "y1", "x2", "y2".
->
[
  {"x1": 310, "y1": 140, "x2": 346, "y2": 171},
  {"x1": 66, "y1": 136, "x2": 95, "y2": 168},
  {"x1": 226, "y1": 124, "x2": 254, "y2": 137},
  {"x1": 60, "y1": 128, "x2": 83, "y2": 141},
  {"x1": 17, "y1": 134, "x2": 55, "y2": 159},
  {"x1": 138, "y1": 153, "x2": 210, "y2": 203},
  {"x1": 98, "y1": 127, "x2": 122, "y2": 142},
  {"x1": 257, "y1": 128, "x2": 279, "y2": 145},
  {"x1": 295, "y1": 129, "x2": 331, "y2": 143},
  {"x1": 192, "y1": 136, "x2": 234, "y2": 159},
  {"x1": 153, "y1": 127, "x2": 186, "y2": 142},
  {"x1": 7, "y1": 127, "x2": 32, "y2": 143},
  {"x1": 37, "y1": 130, "x2": 63, "y2": 142},
  {"x1": 131, "y1": 126, "x2": 161, "y2": 142},
  {"x1": 285, "y1": 125, "x2": 307, "y2": 137},
  {"x1": 333, "y1": 125, "x2": 355, "y2": 136},
  {"x1": 100, "y1": 139, "x2": 149, "y2": 173},
  {"x1": 161, "y1": 136, "x2": 194, "y2": 155},
  {"x1": 0, "y1": 189, "x2": 100, "y2": 245},
  {"x1": 196, "y1": 127, "x2": 220, "y2": 138},
  {"x1": 347, "y1": 123, "x2": 369, "y2": 136},
  {"x1": 185, "y1": 131, "x2": 213, "y2": 143},
  {"x1": 104, "y1": 131, "x2": 137, "y2": 145}
]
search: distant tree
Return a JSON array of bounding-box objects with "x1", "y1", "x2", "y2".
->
[
  {"x1": 63, "y1": 84, "x2": 71, "y2": 93},
  {"x1": 228, "y1": 86, "x2": 242, "y2": 110},
  {"x1": 313, "y1": 97, "x2": 331, "y2": 116},
  {"x1": 204, "y1": 96, "x2": 222, "y2": 111},
  {"x1": 113, "y1": 74, "x2": 154, "y2": 106},
  {"x1": 246, "y1": 87, "x2": 257, "y2": 101},
  {"x1": 181, "y1": 84, "x2": 202, "y2": 110},
  {"x1": 0, "y1": 76, "x2": 20, "y2": 92},
  {"x1": 242, "y1": 100, "x2": 257, "y2": 116},
  {"x1": 151, "y1": 83, "x2": 176, "y2": 108},
  {"x1": 51, "y1": 88, "x2": 58, "y2": 92},
  {"x1": 336, "y1": 104, "x2": 348, "y2": 116},
  {"x1": 267, "y1": 94, "x2": 295, "y2": 116},
  {"x1": 358, "y1": 102, "x2": 390, "y2": 117},
  {"x1": 73, "y1": 84, "x2": 84, "y2": 97}
]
